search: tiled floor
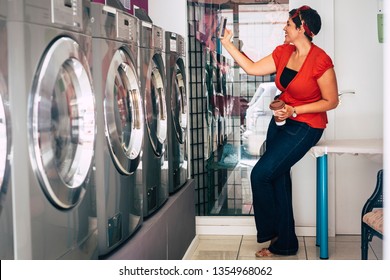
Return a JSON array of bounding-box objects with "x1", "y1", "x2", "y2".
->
[{"x1": 186, "y1": 234, "x2": 383, "y2": 260}]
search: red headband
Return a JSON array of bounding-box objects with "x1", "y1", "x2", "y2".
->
[{"x1": 291, "y1": 5, "x2": 314, "y2": 38}]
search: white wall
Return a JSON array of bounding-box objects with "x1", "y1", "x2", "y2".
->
[
  {"x1": 148, "y1": 0, "x2": 187, "y2": 37},
  {"x1": 291, "y1": 0, "x2": 384, "y2": 235},
  {"x1": 334, "y1": 0, "x2": 383, "y2": 234},
  {"x1": 383, "y1": 0, "x2": 389, "y2": 260}
]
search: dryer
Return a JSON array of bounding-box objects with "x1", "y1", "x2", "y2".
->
[
  {"x1": 219, "y1": 54, "x2": 228, "y2": 143},
  {"x1": 211, "y1": 51, "x2": 224, "y2": 147},
  {"x1": 8, "y1": 0, "x2": 97, "y2": 259},
  {"x1": 165, "y1": 32, "x2": 188, "y2": 194},
  {"x1": 0, "y1": 0, "x2": 14, "y2": 260},
  {"x1": 153, "y1": 25, "x2": 169, "y2": 210},
  {"x1": 91, "y1": 3, "x2": 144, "y2": 256},
  {"x1": 224, "y1": 57, "x2": 234, "y2": 140},
  {"x1": 203, "y1": 46, "x2": 214, "y2": 161},
  {"x1": 136, "y1": 19, "x2": 168, "y2": 217},
  {"x1": 209, "y1": 51, "x2": 220, "y2": 153}
]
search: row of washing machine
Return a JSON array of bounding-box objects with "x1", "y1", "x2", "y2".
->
[
  {"x1": 203, "y1": 47, "x2": 235, "y2": 162},
  {"x1": 0, "y1": 0, "x2": 188, "y2": 260}
]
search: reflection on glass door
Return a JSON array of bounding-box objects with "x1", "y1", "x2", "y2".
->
[{"x1": 187, "y1": 1, "x2": 289, "y2": 216}]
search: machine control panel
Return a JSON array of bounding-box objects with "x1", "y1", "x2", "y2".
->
[
  {"x1": 177, "y1": 35, "x2": 185, "y2": 57},
  {"x1": 153, "y1": 26, "x2": 164, "y2": 51},
  {"x1": 52, "y1": 0, "x2": 83, "y2": 29},
  {"x1": 116, "y1": 11, "x2": 137, "y2": 43}
]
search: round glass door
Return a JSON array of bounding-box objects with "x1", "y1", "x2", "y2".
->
[
  {"x1": 146, "y1": 56, "x2": 167, "y2": 156},
  {"x1": 171, "y1": 60, "x2": 187, "y2": 144},
  {"x1": 0, "y1": 75, "x2": 8, "y2": 194},
  {"x1": 211, "y1": 63, "x2": 220, "y2": 121},
  {"x1": 30, "y1": 37, "x2": 95, "y2": 210},
  {"x1": 204, "y1": 66, "x2": 214, "y2": 127},
  {"x1": 203, "y1": 67, "x2": 213, "y2": 160},
  {"x1": 105, "y1": 48, "x2": 144, "y2": 175}
]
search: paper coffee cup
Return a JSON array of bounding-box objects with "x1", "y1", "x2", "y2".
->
[{"x1": 269, "y1": 100, "x2": 286, "y2": 126}]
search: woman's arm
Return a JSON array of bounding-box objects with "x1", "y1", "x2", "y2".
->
[
  {"x1": 295, "y1": 68, "x2": 339, "y2": 114},
  {"x1": 220, "y1": 29, "x2": 276, "y2": 76},
  {"x1": 276, "y1": 68, "x2": 339, "y2": 119}
]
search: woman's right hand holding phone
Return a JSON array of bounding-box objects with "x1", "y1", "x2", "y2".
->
[{"x1": 220, "y1": 28, "x2": 233, "y2": 46}]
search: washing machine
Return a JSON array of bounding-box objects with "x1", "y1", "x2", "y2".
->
[
  {"x1": 209, "y1": 51, "x2": 220, "y2": 153},
  {"x1": 224, "y1": 57, "x2": 234, "y2": 140},
  {"x1": 0, "y1": 0, "x2": 14, "y2": 260},
  {"x1": 153, "y1": 25, "x2": 169, "y2": 212},
  {"x1": 203, "y1": 46, "x2": 214, "y2": 161},
  {"x1": 8, "y1": 0, "x2": 98, "y2": 259},
  {"x1": 91, "y1": 3, "x2": 144, "y2": 256},
  {"x1": 165, "y1": 31, "x2": 188, "y2": 194},
  {"x1": 220, "y1": 55, "x2": 230, "y2": 139},
  {"x1": 211, "y1": 51, "x2": 224, "y2": 147},
  {"x1": 136, "y1": 18, "x2": 168, "y2": 217}
]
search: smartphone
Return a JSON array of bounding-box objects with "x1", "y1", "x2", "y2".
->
[{"x1": 218, "y1": 17, "x2": 227, "y2": 38}]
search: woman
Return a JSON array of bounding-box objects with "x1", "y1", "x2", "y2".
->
[{"x1": 220, "y1": 6, "x2": 339, "y2": 257}]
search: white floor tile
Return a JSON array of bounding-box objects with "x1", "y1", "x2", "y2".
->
[{"x1": 186, "y1": 234, "x2": 383, "y2": 260}]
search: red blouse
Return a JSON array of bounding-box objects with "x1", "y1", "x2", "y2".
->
[{"x1": 272, "y1": 43, "x2": 334, "y2": 129}]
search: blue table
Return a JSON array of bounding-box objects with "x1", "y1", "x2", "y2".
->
[{"x1": 310, "y1": 139, "x2": 383, "y2": 259}]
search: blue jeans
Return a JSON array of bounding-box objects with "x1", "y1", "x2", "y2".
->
[{"x1": 250, "y1": 118, "x2": 323, "y2": 255}]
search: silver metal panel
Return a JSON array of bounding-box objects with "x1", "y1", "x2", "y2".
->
[
  {"x1": 0, "y1": 2, "x2": 14, "y2": 258},
  {"x1": 91, "y1": 2, "x2": 144, "y2": 257},
  {"x1": 8, "y1": 0, "x2": 98, "y2": 259},
  {"x1": 138, "y1": 20, "x2": 153, "y2": 48},
  {"x1": 7, "y1": 0, "x2": 90, "y2": 34},
  {"x1": 152, "y1": 25, "x2": 164, "y2": 52}
]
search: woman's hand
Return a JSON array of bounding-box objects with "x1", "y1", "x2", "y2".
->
[
  {"x1": 220, "y1": 28, "x2": 233, "y2": 46},
  {"x1": 219, "y1": 29, "x2": 275, "y2": 76},
  {"x1": 273, "y1": 105, "x2": 295, "y2": 120}
]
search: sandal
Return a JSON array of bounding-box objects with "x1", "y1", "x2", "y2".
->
[{"x1": 255, "y1": 248, "x2": 274, "y2": 257}]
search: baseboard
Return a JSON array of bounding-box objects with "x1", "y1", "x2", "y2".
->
[{"x1": 195, "y1": 216, "x2": 318, "y2": 236}]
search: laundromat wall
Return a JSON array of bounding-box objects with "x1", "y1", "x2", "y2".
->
[{"x1": 187, "y1": 1, "x2": 284, "y2": 216}]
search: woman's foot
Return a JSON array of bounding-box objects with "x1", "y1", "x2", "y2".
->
[
  {"x1": 255, "y1": 237, "x2": 278, "y2": 257},
  {"x1": 255, "y1": 248, "x2": 274, "y2": 257}
]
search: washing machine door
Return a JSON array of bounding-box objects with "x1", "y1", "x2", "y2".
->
[
  {"x1": 105, "y1": 48, "x2": 144, "y2": 175},
  {"x1": 171, "y1": 59, "x2": 187, "y2": 144},
  {"x1": 211, "y1": 63, "x2": 220, "y2": 122},
  {"x1": 146, "y1": 55, "x2": 167, "y2": 157},
  {"x1": 203, "y1": 66, "x2": 213, "y2": 160},
  {"x1": 204, "y1": 66, "x2": 214, "y2": 128},
  {"x1": 30, "y1": 37, "x2": 95, "y2": 210},
  {"x1": 0, "y1": 74, "x2": 9, "y2": 197}
]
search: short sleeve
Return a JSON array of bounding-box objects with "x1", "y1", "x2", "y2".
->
[
  {"x1": 313, "y1": 52, "x2": 334, "y2": 79},
  {"x1": 272, "y1": 44, "x2": 295, "y2": 69},
  {"x1": 272, "y1": 45, "x2": 285, "y2": 67}
]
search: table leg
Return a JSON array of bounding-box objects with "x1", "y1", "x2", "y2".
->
[
  {"x1": 316, "y1": 160, "x2": 320, "y2": 246},
  {"x1": 317, "y1": 155, "x2": 329, "y2": 259}
]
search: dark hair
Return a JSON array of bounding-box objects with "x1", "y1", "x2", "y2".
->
[{"x1": 289, "y1": 6, "x2": 321, "y2": 42}]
